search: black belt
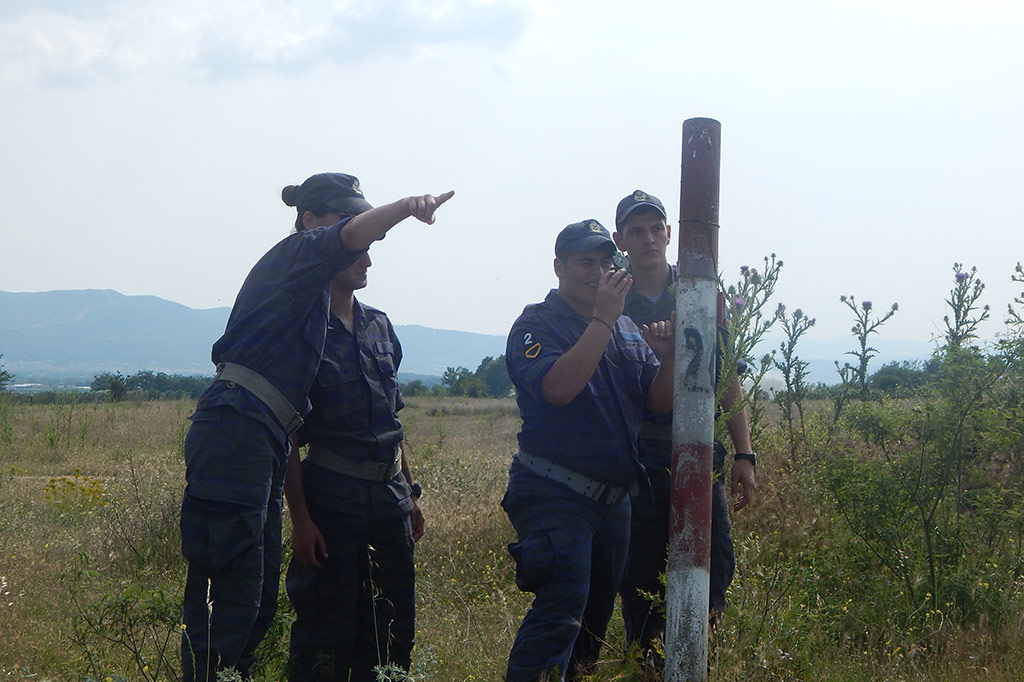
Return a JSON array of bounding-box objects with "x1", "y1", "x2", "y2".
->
[{"x1": 306, "y1": 443, "x2": 401, "y2": 482}]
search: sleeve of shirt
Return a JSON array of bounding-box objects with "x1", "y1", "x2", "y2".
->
[
  {"x1": 505, "y1": 309, "x2": 565, "y2": 404},
  {"x1": 621, "y1": 317, "x2": 661, "y2": 396},
  {"x1": 641, "y1": 351, "x2": 660, "y2": 395},
  {"x1": 388, "y1": 317, "x2": 406, "y2": 413},
  {"x1": 281, "y1": 217, "x2": 366, "y2": 296}
]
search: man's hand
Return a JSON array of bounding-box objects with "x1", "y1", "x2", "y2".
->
[
  {"x1": 594, "y1": 268, "x2": 632, "y2": 326},
  {"x1": 403, "y1": 191, "x2": 455, "y2": 224},
  {"x1": 731, "y1": 458, "x2": 756, "y2": 511},
  {"x1": 292, "y1": 519, "x2": 328, "y2": 568},
  {"x1": 410, "y1": 500, "x2": 425, "y2": 542},
  {"x1": 641, "y1": 312, "x2": 676, "y2": 360}
]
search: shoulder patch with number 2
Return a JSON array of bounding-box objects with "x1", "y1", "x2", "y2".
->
[{"x1": 523, "y1": 332, "x2": 541, "y2": 359}]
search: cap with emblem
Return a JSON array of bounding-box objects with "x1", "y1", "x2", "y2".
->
[
  {"x1": 615, "y1": 189, "x2": 667, "y2": 229},
  {"x1": 282, "y1": 173, "x2": 374, "y2": 216},
  {"x1": 554, "y1": 219, "x2": 615, "y2": 258}
]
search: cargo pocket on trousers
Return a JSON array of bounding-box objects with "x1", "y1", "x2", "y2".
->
[
  {"x1": 180, "y1": 495, "x2": 263, "y2": 571},
  {"x1": 508, "y1": 533, "x2": 555, "y2": 593}
]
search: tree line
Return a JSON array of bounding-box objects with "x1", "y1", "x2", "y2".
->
[
  {"x1": 400, "y1": 355, "x2": 512, "y2": 398},
  {"x1": 0, "y1": 356, "x2": 514, "y2": 403},
  {"x1": 0, "y1": 352, "x2": 972, "y2": 406}
]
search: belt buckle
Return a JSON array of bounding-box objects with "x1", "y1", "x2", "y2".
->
[{"x1": 599, "y1": 484, "x2": 625, "y2": 505}]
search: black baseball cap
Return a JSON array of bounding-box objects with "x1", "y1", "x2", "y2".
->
[
  {"x1": 615, "y1": 189, "x2": 667, "y2": 229},
  {"x1": 554, "y1": 219, "x2": 615, "y2": 258},
  {"x1": 283, "y1": 173, "x2": 374, "y2": 215}
]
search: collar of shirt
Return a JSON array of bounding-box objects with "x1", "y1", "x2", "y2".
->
[
  {"x1": 544, "y1": 288, "x2": 590, "y2": 322},
  {"x1": 328, "y1": 297, "x2": 367, "y2": 335},
  {"x1": 624, "y1": 265, "x2": 677, "y2": 325}
]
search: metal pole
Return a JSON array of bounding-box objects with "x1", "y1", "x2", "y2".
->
[{"x1": 665, "y1": 117, "x2": 721, "y2": 681}]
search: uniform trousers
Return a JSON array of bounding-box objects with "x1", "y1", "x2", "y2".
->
[
  {"x1": 179, "y1": 407, "x2": 287, "y2": 682},
  {"x1": 619, "y1": 440, "x2": 735, "y2": 654},
  {"x1": 286, "y1": 501, "x2": 415, "y2": 681},
  {"x1": 502, "y1": 474, "x2": 631, "y2": 682}
]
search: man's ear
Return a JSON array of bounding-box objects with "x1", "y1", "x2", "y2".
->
[
  {"x1": 612, "y1": 230, "x2": 624, "y2": 251},
  {"x1": 553, "y1": 257, "x2": 564, "y2": 280},
  {"x1": 665, "y1": 222, "x2": 672, "y2": 245},
  {"x1": 300, "y1": 210, "x2": 318, "y2": 231}
]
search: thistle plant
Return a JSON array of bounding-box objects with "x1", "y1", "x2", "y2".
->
[
  {"x1": 943, "y1": 263, "x2": 989, "y2": 351},
  {"x1": 772, "y1": 304, "x2": 816, "y2": 459},
  {"x1": 719, "y1": 254, "x2": 783, "y2": 439},
  {"x1": 375, "y1": 663, "x2": 415, "y2": 681},
  {"x1": 1005, "y1": 262, "x2": 1024, "y2": 334},
  {"x1": 723, "y1": 255, "x2": 783, "y2": 370},
  {"x1": 838, "y1": 295, "x2": 898, "y2": 400}
]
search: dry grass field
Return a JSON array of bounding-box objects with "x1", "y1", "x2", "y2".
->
[{"x1": 1, "y1": 394, "x2": 1022, "y2": 681}]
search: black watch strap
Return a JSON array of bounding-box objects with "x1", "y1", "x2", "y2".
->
[{"x1": 734, "y1": 453, "x2": 757, "y2": 466}]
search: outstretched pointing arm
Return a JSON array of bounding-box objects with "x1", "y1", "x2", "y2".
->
[{"x1": 340, "y1": 191, "x2": 455, "y2": 251}]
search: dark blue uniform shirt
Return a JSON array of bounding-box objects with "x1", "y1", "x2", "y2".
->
[
  {"x1": 297, "y1": 300, "x2": 412, "y2": 517},
  {"x1": 194, "y1": 219, "x2": 365, "y2": 436},
  {"x1": 623, "y1": 264, "x2": 741, "y2": 411},
  {"x1": 622, "y1": 267, "x2": 678, "y2": 343},
  {"x1": 623, "y1": 264, "x2": 741, "y2": 466},
  {"x1": 506, "y1": 289, "x2": 660, "y2": 486}
]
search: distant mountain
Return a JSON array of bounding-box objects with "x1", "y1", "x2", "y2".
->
[
  {"x1": 0, "y1": 290, "x2": 505, "y2": 381},
  {"x1": 0, "y1": 289, "x2": 935, "y2": 386},
  {"x1": 386, "y1": 325, "x2": 507, "y2": 376}
]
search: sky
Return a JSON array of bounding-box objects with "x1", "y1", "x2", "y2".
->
[{"x1": 2, "y1": 0, "x2": 1022, "y2": 350}]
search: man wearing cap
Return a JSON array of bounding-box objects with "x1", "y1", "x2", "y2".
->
[
  {"x1": 502, "y1": 219, "x2": 676, "y2": 681},
  {"x1": 179, "y1": 173, "x2": 453, "y2": 682},
  {"x1": 283, "y1": 234, "x2": 423, "y2": 680},
  {"x1": 612, "y1": 189, "x2": 756, "y2": 662}
]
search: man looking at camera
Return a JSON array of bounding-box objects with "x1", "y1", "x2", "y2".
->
[{"x1": 502, "y1": 219, "x2": 676, "y2": 681}]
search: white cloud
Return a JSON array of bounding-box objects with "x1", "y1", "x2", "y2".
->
[{"x1": 0, "y1": 0, "x2": 533, "y2": 86}]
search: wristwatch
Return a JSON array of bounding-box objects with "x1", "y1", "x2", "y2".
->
[
  {"x1": 734, "y1": 453, "x2": 757, "y2": 466},
  {"x1": 410, "y1": 482, "x2": 423, "y2": 499}
]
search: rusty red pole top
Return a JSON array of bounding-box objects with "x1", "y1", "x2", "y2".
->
[{"x1": 678, "y1": 117, "x2": 721, "y2": 279}]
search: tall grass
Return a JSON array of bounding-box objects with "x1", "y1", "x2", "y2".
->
[{"x1": 1, "y1": 394, "x2": 1022, "y2": 681}]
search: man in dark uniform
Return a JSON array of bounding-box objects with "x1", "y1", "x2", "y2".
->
[
  {"x1": 284, "y1": 227, "x2": 424, "y2": 680},
  {"x1": 612, "y1": 189, "x2": 757, "y2": 661},
  {"x1": 179, "y1": 173, "x2": 452, "y2": 682},
  {"x1": 502, "y1": 219, "x2": 676, "y2": 682}
]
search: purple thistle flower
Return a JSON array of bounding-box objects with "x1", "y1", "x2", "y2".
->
[
  {"x1": 740, "y1": 265, "x2": 749, "y2": 272},
  {"x1": 955, "y1": 272, "x2": 968, "y2": 281},
  {"x1": 861, "y1": 300, "x2": 872, "y2": 310},
  {"x1": 734, "y1": 297, "x2": 747, "y2": 308}
]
